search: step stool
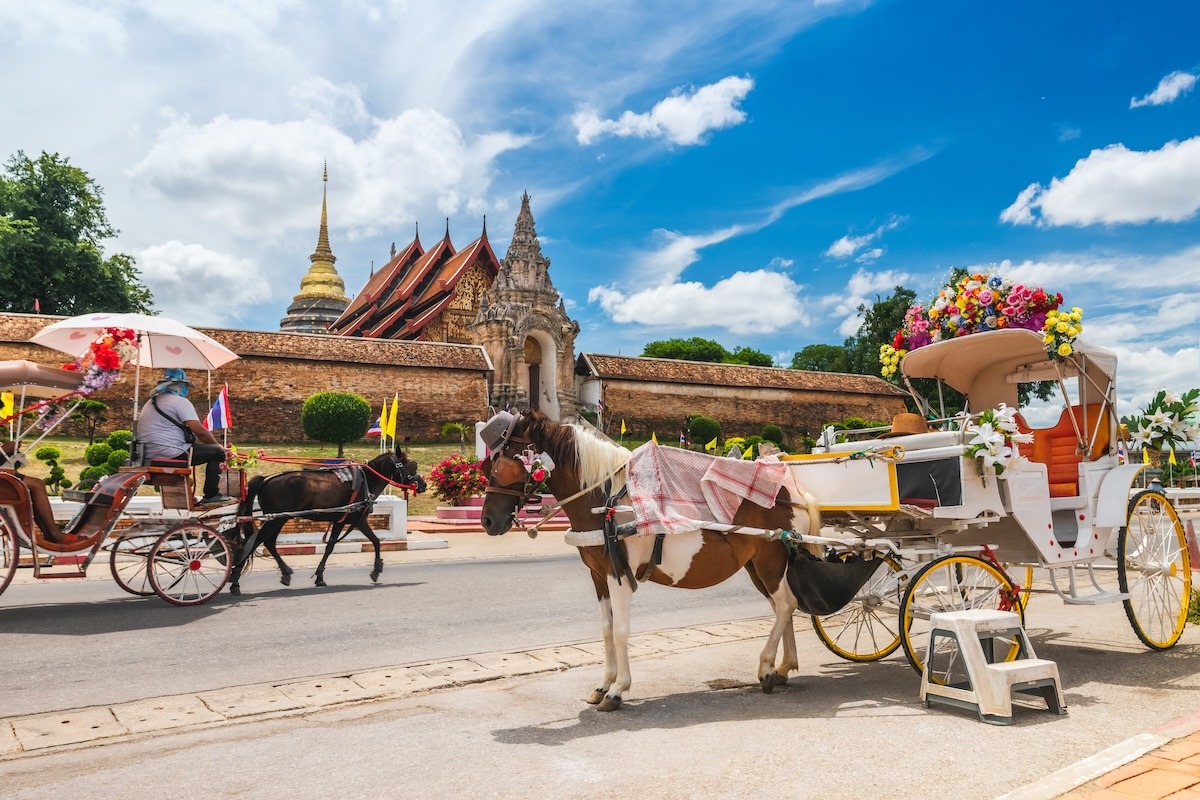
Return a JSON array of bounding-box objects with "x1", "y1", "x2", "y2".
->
[{"x1": 919, "y1": 609, "x2": 1066, "y2": 726}]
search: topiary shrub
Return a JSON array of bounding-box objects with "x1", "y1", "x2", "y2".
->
[
  {"x1": 34, "y1": 445, "x2": 71, "y2": 494},
  {"x1": 105, "y1": 449, "x2": 130, "y2": 473},
  {"x1": 85, "y1": 442, "x2": 113, "y2": 467},
  {"x1": 301, "y1": 391, "x2": 372, "y2": 457},
  {"x1": 761, "y1": 424, "x2": 784, "y2": 445},
  {"x1": 688, "y1": 415, "x2": 721, "y2": 450},
  {"x1": 106, "y1": 429, "x2": 133, "y2": 451},
  {"x1": 78, "y1": 465, "x2": 106, "y2": 491}
]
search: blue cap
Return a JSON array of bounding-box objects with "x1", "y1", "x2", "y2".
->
[{"x1": 158, "y1": 368, "x2": 190, "y2": 384}]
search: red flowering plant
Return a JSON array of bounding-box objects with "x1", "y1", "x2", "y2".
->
[
  {"x1": 36, "y1": 328, "x2": 139, "y2": 430},
  {"x1": 880, "y1": 273, "x2": 1071, "y2": 377},
  {"x1": 427, "y1": 453, "x2": 488, "y2": 505}
]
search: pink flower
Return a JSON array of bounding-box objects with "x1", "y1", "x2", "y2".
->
[{"x1": 531, "y1": 467, "x2": 546, "y2": 483}]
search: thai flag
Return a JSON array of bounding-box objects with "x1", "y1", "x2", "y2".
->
[
  {"x1": 203, "y1": 384, "x2": 232, "y2": 431},
  {"x1": 367, "y1": 416, "x2": 382, "y2": 437}
]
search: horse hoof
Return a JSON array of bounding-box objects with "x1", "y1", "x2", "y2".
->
[
  {"x1": 280, "y1": 574, "x2": 292, "y2": 587},
  {"x1": 596, "y1": 695, "x2": 622, "y2": 712},
  {"x1": 370, "y1": 571, "x2": 380, "y2": 583},
  {"x1": 229, "y1": 584, "x2": 240, "y2": 595},
  {"x1": 585, "y1": 689, "x2": 606, "y2": 705},
  {"x1": 759, "y1": 672, "x2": 787, "y2": 694},
  {"x1": 314, "y1": 577, "x2": 326, "y2": 587}
]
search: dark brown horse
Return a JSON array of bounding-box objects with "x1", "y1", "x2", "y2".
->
[
  {"x1": 479, "y1": 411, "x2": 820, "y2": 711},
  {"x1": 229, "y1": 448, "x2": 424, "y2": 594}
]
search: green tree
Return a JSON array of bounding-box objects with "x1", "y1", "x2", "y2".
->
[
  {"x1": 842, "y1": 286, "x2": 917, "y2": 377},
  {"x1": 301, "y1": 392, "x2": 372, "y2": 457},
  {"x1": 643, "y1": 337, "x2": 729, "y2": 363},
  {"x1": 790, "y1": 344, "x2": 849, "y2": 372},
  {"x1": 72, "y1": 399, "x2": 109, "y2": 444},
  {"x1": 0, "y1": 151, "x2": 153, "y2": 315},
  {"x1": 727, "y1": 346, "x2": 774, "y2": 367}
]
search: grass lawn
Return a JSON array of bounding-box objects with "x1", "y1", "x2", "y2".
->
[{"x1": 19, "y1": 436, "x2": 480, "y2": 517}]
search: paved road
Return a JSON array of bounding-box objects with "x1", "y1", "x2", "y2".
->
[{"x1": 0, "y1": 551, "x2": 772, "y2": 718}]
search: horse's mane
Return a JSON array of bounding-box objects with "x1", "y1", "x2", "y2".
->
[{"x1": 522, "y1": 411, "x2": 630, "y2": 491}]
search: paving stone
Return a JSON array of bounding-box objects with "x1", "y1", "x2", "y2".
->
[
  {"x1": 350, "y1": 667, "x2": 453, "y2": 694},
  {"x1": 630, "y1": 632, "x2": 694, "y2": 652},
  {"x1": 275, "y1": 677, "x2": 377, "y2": 707},
  {"x1": 471, "y1": 651, "x2": 562, "y2": 676},
  {"x1": 692, "y1": 620, "x2": 769, "y2": 639},
  {"x1": 1109, "y1": 768, "x2": 1199, "y2": 798},
  {"x1": 111, "y1": 695, "x2": 225, "y2": 733},
  {"x1": 656, "y1": 627, "x2": 728, "y2": 646},
  {"x1": 417, "y1": 659, "x2": 502, "y2": 684},
  {"x1": 11, "y1": 707, "x2": 126, "y2": 751},
  {"x1": 0, "y1": 722, "x2": 19, "y2": 755},
  {"x1": 523, "y1": 645, "x2": 603, "y2": 667},
  {"x1": 198, "y1": 685, "x2": 307, "y2": 718}
]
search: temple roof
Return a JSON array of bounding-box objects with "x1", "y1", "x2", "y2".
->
[{"x1": 330, "y1": 222, "x2": 500, "y2": 339}]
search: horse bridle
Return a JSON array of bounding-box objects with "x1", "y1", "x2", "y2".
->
[{"x1": 484, "y1": 433, "x2": 540, "y2": 507}]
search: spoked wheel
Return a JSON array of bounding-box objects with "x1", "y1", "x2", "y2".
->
[
  {"x1": 811, "y1": 554, "x2": 906, "y2": 661},
  {"x1": 899, "y1": 555, "x2": 1024, "y2": 675},
  {"x1": 108, "y1": 531, "x2": 160, "y2": 597},
  {"x1": 0, "y1": 514, "x2": 18, "y2": 598},
  {"x1": 1119, "y1": 489, "x2": 1191, "y2": 650},
  {"x1": 148, "y1": 522, "x2": 232, "y2": 606},
  {"x1": 1007, "y1": 564, "x2": 1035, "y2": 609}
]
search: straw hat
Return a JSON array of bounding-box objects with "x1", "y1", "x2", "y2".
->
[{"x1": 884, "y1": 412, "x2": 930, "y2": 437}]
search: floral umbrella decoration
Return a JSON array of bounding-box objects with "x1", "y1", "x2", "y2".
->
[
  {"x1": 961, "y1": 404, "x2": 1034, "y2": 475},
  {"x1": 34, "y1": 327, "x2": 139, "y2": 430},
  {"x1": 880, "y1": 272, "x2": 1083, "y2": 376},
  {"x1": 517, "y1": 448, "x2": 555, "y2": 494}
]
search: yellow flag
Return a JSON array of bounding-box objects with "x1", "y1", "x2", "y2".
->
[
  {"x1": 377, "y1": 399, "x2": 389, "y2": 433},
  {"x1": 385, "y1": 394, "x2": 399, "y2": 438},
  {"x1": 1143, "y1": 448, "x2": 1151, "y2": 465},
  {"x1": 620, "y1": 419, "x2": 627, "y2": 435},
  {"x1": 650, "y1": 431, "x2": 657, "y2": 444},
  {"x1": 1169, "y1": 448, "x2": 1178, "y2": 465},
  {"x1": 705, "y1": 437, "x2": 717, "y2": 452},
  {"x1": 0, "y1": 391, "x2": 13, "y2": 422},
  {"x1": 743, "y1": 444, "x2": 754, "y2": 459}
]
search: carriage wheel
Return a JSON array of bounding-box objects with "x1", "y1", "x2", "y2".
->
[
  {"x1": 811, "y1": 554, "x2": 905, "y2": 661},
  {"x1": 1119, "y1": 490, "x2": 1191, "y2": 650},
  {"x1": 148, "y1": 522, "x2": 232, "y2": 606},
  {"x1": 108, "y1": 531, "x2": 159, "y2": 597},
  {"x1": 899, "y1": 555, "x2": 1023, "y2": 675},
  {"x1": 1007, "y1": 564, "x2": 1035, "y2": 608},
  {"x1": 0, "y1": 514, "x2": 18, "y2": 598}
]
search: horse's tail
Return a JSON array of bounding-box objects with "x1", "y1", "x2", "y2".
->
[{"x1": 237, "y1": 476, "x2": 266, "y2": 544}]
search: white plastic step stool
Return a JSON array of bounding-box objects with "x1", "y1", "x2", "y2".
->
[{"x1": 919, "y1": 609, "x2": 1066, "y2": 725}]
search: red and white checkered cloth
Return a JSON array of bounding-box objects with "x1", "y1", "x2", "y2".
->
[{"x1": 626, "y1": 442, "x2": 788, "y2": 536}]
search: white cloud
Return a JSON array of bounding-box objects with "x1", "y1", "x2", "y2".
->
[
  {"x1": 137, "y1": 240, "x2": 271, "y2": 326},
  {"x1": 824, "y1": 216, "x2": 903, "y2": 259},
  {"x1": 821, "y1": 268, "x2": 912, "y2": 337},
  {"x1": 1000, "y1": 137, "x2": 1200, "y2": 226},
  {"x1": 589, "y1": 270, "x2": 808, "y2": 335},
  {"x1": 0, "y1": 0, "x2": 126, "y2": 52},
  {"x1": 128, "y1": 106, "x2": 531, "y2": 240},
  {"x1": 1130, "y1": 70, "x2": 1197, "y2": 108},
  {"x1": 573, "y1": 76, "x2": 754, "y2": 146}
]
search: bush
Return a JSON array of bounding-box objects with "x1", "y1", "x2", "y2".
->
[
  {"x1": 427, "y1": 453, "x2": 488, "y2": 504},
  {"x1": 761, "y1": 424, "x2": 784, "y2": 445},
  {"x1": 33, "y1": 446, "x2": 69, "y2": 494},
  {"x1": 78, "y1": 465, "x2": 106, "y2": 490},
  {"x1": 105, "y1": 449, "x2": 130, "y2": 472},
  {"x1": 688, "y1": 415, "x2": 721, "y2": 449},
  {"x1": 34, "y1": 445, "x2": 61, "y2": 461},
  {"x1": 301, "y1": 392, "x2": 372, "y2": 457},
  {"x1": 85, "y1": 442, "x2": 113, "y2": 467},
  {"x1": 106, "y1": 429, "x2": 133, "y2": 450}
]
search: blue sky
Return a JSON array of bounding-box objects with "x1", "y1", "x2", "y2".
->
[{"x1": 2, "y1": 0, "x2": 1198, "y2": 419}]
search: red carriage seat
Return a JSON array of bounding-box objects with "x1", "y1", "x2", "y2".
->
[{"x1": 1027, "y1": 404, "x2": 1110, "y2": 498}]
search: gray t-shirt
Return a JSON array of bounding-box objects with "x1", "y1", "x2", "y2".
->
[{"x1": 137, "y1": 391, "x2": 199, "y2": 459}]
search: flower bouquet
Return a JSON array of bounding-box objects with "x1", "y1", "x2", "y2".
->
[
  {"x1": 1121, "y1": 389, "x2": 1200, "y2": 461},
  {"x1": 226, "y1": 445, "x2": 265, "y2": 471},
  {"x1": 516, "y1": 448, "x2": 555, "y2": 494},
  {"x1": 35, "y1": 327, "x2": 139, "y2": 431},
  {"x1": 882, "y1": 272, "x2": 1075, "y2": 376},
  {"x1": 961, "y1": 404, "x2": 1033, "y2": 475},
  {"x1": 428, "y1": 453, "x2": 488, "y2": 505}
]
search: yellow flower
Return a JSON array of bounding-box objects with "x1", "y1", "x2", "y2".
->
[
  {"x1": 1056, "y1": 321, "x2": 1068, "y2": 333},
  {"x1": 1043, "y1": 333, "x2": 1054, "y2": 344},
  {"x1": 1067, "y1": 326, "x2": 1079, "y2": 337},
  {"x1": 1057, "y1": 342, "x2": 1073, "y2": 357}
]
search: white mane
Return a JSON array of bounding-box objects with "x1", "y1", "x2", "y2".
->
[{"x1": 568, "y1": 422, "x2": 631, "y2": 491}]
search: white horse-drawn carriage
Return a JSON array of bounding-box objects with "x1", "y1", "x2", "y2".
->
[{"x1": 786, "y1": 327, "x2": 1189, "y2": 673}]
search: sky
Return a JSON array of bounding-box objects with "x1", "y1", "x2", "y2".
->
[{"x1": 2, "y1": 0, "x2": 1199, "y2": 422}]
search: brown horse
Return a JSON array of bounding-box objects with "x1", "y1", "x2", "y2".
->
[
  {"x1": 479, "y1": 411, "x2": 820, "y2": 711},
  {"x1": 229, "y1": 448, "x2": 424, "y2": 594}
]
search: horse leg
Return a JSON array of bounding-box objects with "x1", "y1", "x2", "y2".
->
[
  {"x1": 596, "y1": 574, "x2": 634, "y2": 712},
  {"x1": 745, "y1": 556, "x2": 799, "y2": 693},
  {"x1": 259, "y1": 520, "x2": 293, "y2": 586},
  {"x1": 229, "y1": 521, "x2": 263, "y2": 595},
  {"x1": 353, "y1": 517, "x2": 383, "y2": 583},
  {"x1": 313, "y1": 523, "x2": 341, "y2": 587}
]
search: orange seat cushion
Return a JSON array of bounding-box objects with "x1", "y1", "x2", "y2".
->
[{"x1": 1026, "y1": 403, "x2": 1110, "y2": 498}]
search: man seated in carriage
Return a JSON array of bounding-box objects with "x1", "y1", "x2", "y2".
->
[{"x1": 134, "y1": 368, "x2": 230, "y2": 505}]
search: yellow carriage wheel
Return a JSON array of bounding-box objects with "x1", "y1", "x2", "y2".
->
[
  {"x1": 810, "y1": 554, "x2": 906, "y2": 662},
  {"x1": 1119, "y1": 490, "x2": 1191, "y2": 650},
  {"x1": 899, "y1": 554, "x2": 1024, "y2": 676}
]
